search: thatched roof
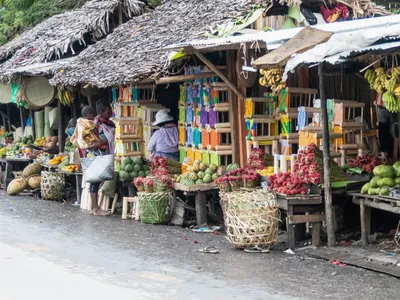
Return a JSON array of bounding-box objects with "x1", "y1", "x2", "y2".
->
[
  {"x1": 0, "y1": 0, "x2": 145, "y2": 82},
  {"x1": 50, "y1": 0, "x2": 271, "y2": 87},
  {"x1": 51, "y1": 0, "x2": 390, "y2": 88}
]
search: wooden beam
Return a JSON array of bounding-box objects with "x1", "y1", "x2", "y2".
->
[
  {"x1": 156, "y1": 72, "x2": 221, "y2": 84},
  {"x1": 319, "y1": 63, "x2": 335, "y2": 247},
  {"x1": 58, "y1": 101, "x2": 64, "y2": 153},
  {"x1": 19, "y1": 106, "x2": 25, "y2": 133},
  {"x1": 227, "y1": 50, "x2": 240, "y2": 164},
  {"x1": 288, "y1": 214, "x2": 325, "y2": 225},
  {"x1": 118, "y1": 3, "x2": 123, "y2": 25},
  {"x1": 194, "y1": 49, "x2": 245, "y2": 100}
]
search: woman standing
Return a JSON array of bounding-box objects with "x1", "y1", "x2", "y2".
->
[
  {"x1": 87, "y1": 101, "x2": 115, "y2": 216},
  {"x1": 147, "y1": 110, "x2": 179, "y2": 161}
]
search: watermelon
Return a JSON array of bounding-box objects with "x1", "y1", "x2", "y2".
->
[
  {"x1": 133, "y1": 164, "x2": 142, "y2": 172},
  {"x1": 132, "y1": 157, "x2": 142, "y2": 165},
  {"x1": 123, "y1": 157, "x2": 132, "y2": 165},
  {"x1": 125, "y1": 164, "x2": 134, "y2": 172},
  {"x1": 119, "y1": 171, "x2": 129, "y2": 181},
  {"x1": 138, "y1": 171, "x2": 145, "y2": 177}
]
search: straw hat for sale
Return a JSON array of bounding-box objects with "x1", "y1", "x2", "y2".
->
[{"x1": 153, "y1": 110, "x2": 174, "y2": 126}]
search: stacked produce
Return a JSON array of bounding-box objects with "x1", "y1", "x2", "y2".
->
[
  {"x1": 7, "y1": 162, "x2": 42, "y2": 195},
  {"x1": 257, "y1": 166, "x2": 275, "y2": 177},
  {"x1": 361, "y1": 163, "x2": 400, "y2": 196},
  {"x1": 0, "y1": 131, "x2": 13, "y2": 143},
  {"x1": 34, "y1": 136, "x2": 58, "y2": 149},
  {"x1": 48, "y1": 154, "x2": 68, "y2": 166},
  {"x1": 365, "y1": 67, "x2": 400, "y2": 112},
  {"x1": 347, "y1": 153, "x2": 390, "y2": 173},
  {"x1": 176, "y1": 161, "x2": 219, "y2": 186},
  {"x1": 292, "y1": 143, "x2": 346, "y2": 185},
  {"x1": 151, "y1": 156, "x2": 182, "y2": 176},
  {"x1": 134, "y1": 175, "x2": 173, "y2": 193},
  {"x1": 64, "y1": 140, "x2": 77, "y2": 152},
  {"x1": 215, "y1": 168, "x2": 261, "y2": 192},
  {"x1": 268, "y1": 172, "x2": 308, "y2": 195},
  {"x1": 259, "y1": 68, "x2": 287, "y2": 94},
  {"x1": 119, "y1": 157, "x2": 150, "y2": 182}
]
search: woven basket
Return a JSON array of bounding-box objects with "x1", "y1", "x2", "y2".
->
[
  {"x1": 40, "y1": 171, "x2": 65, "y2": 201},
  {"x1": 220, "y1": 189, "x2": 280, "y2": 249},
  {"x1": 24, "y1": 77, "x2": 55, "y2": 109},
  {"x1": 138, "y1": 191, "x2": 172, "y2": 224},
  {"x1": 0, "y1": 83, "x2": 11, "y2": 104}
]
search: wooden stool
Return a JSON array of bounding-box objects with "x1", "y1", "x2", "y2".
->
[
  {"x1": 122, "y1": 197, "x2": 140, "y2": 220},
  {"x1": 98, "y1": 192, "x2": 119, "y2": 214}
]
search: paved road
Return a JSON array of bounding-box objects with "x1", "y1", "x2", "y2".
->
[{"x1": 0, "y1": 192, "x2": 399, "y2": 300}]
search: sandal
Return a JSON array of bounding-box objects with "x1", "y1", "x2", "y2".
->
[
  {"x1": 244, "y1": 246, "x2": 270, "y2": 253},
  {"x1": 198, "y1": 246, "x2": 219, "y2": 254}
]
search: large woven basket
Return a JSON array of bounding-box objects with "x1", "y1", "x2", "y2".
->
[
  {"x1": 138, "y1": 191, "x2": 172, "y2": 224},
  {"x1": 220, "y1": 189, "x2": 280, "y2": 249},
  {"x1": 24, "y1": 77, "x2": 55, "y2": 109},
  {"x1": 0, "y1": 83, "x2": 11, "y2": 104},
  {"x1": 41, "y1": 171, "x2": 65, "y2": 201}
]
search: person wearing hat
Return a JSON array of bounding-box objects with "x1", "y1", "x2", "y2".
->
[{"x1": 147, "y1": 110, "x2": 179, "y2": 161}]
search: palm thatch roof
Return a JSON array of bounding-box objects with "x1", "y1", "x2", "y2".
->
[
  {"x1": 51, "y1": 0, "x2": 390, "y2": 88},
  {"x1": 0, "y1": 0, "x2": 145, "y2": 82},
  {"x1": 50, "y1": 0, "x2": 271, "y2": 87}
]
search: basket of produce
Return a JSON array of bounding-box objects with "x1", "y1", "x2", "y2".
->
[
  {"x1": 41, "y1": 171, "x2": 65, "y2": 201},
  {"x1": 220, "y1": 189, "x2": 280, "y2": 249},
  {"x1": 138, "y1": 191, "x2": 172, "y2": 225}
]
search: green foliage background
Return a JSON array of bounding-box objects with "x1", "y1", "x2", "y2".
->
[{"x1": 0, "y1": 0, "x2": 87, "y2": 45}]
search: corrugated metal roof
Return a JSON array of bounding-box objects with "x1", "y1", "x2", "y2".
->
[
  {"x1": 164, "y1": 15, "x2": 400, "y2": 51},
  {"x1": 283, "y1": 23, "x2": 400, "y2": 80}
]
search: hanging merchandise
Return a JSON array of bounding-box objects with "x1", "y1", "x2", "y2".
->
[
  {"x1": 34, "y1": 111, "x2": 44, "y2": 138},
  {"x1": 133, "y1": 86, "x2": 139, "y2": 102},
  {"x1": 278, "y1": 88, "x2": 289, "y2": 111},
  {"x1": 11, "y1": 83, "x2": 21, "y2": 105},
  {"x1": 211, "y1": 88, "x2": 219, "y2": 104},
  {"x1": 112, "y1": 87, "x2": 118, "y2": 102},
  {"x1": 245, "y1": 98, "x2": 254, "y2": 118},
  {"x1": 200, "y1": 107, "x2": 208, "y2": 127},
  {"x1": 179, "y1": 85, "x2": 187, "y2": 105},
  {"x1": 179, "y1": 127, "x2": 186, "y2": 145},
  {"x1": 179, "y1": 106, "x2": 186, "y2": 123},
  {"x1": 202, "y1": 151, "x2": 210, "y2": 164},
  {"x1": 209, "y1": 107, "x2": 217, "y2": 128},
  {"x1": 193, "y1": 127, "x2": 201, "y2": 148},
  {"x1": 259, "y1": 68, "x2": 287, "y2": 95},
  {"x1": 187, "y1": 84, "x2": 194, "y2": 104},
  {"x1": 186, "y1": 105, "x2": 193, "y2": 124},
  {"x1": 297, "y1": 107, "x2": 307, "y2": 130},
  {"x1": 186, "y1": 126, "x2": 194, "y2": 146}
]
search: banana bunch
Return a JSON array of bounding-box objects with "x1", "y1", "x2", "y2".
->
[
  {"x1": 58, "y1": 87, "x2": 73, "y2": 106},
  {"x1": 364, "y1": 69, "x2": 376, "y2": 88},
  {"x1": 259, "y1": 68, "x2": 287, "y2": 94},
  {"x1": 382, "y1": 91, "x2": 400, "y2": 112},
  {"x1": 372, "y1": 67, "x2": 387, "y2": 94}
]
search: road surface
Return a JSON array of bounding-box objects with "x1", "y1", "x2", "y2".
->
[{"x1": 0, "y1": 192, "x2": 399, "y2": 300}]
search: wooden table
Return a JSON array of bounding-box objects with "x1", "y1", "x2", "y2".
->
[
  {"x1": 0, "y1": 158, "x2": 32, "y2": 189},
  {"x1": 277, "y1": 193, "x2": 325, "y2": 250},
  {"x1": 173, "y1": 182, "x2": 219, "y2": 226},
  {"x1": 352, "y1": 193, "x2": 400, "y2": 248}
]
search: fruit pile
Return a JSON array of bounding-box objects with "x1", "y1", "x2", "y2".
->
[
  {"x1": 361, "y1": 163, "x2": 400, "y2": 196},
  {"x1": 177, "y1": 161, "x2": 219, "y2": 186},
  {"x1": 365, "y1": 67, "x2": 400, "y2": 112},
  {"x1": 64, "y1": 140, "x2": 77, "y2": 152},
  {"x1": 259, "y1": 68, "x2": 287, "y2": 94},
  {"x1": 61, "y1": 164, "x2": 80, "y2": 173},
  {"x1": 48, "y1": 154, "x2": 68, "y2": 165},
  {"x1": 215, "y1": 168, "x2": 261, "y2": 192},
  {"x1": 151, "y1": 156, "x2": 181, "y2": 176},
  {"x1": 347, "y1": 153, "x2": 390, "y2": 173},
  {"x1": 34, "y1": 136, "x2": 58, "y2": 149},
  {"x1": 119, "y1": 157, "x2": 150, "y2": 182},
  {"x1": 257, "y1": 166, "x2": 274, "y2": 177},
  {"x1": 268, "y1": 172, "x2": 308, "y2": 195}
]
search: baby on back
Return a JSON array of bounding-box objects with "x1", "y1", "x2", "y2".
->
[{"x1": 70, "y1": 106, "x2": 101, "y2": 149}]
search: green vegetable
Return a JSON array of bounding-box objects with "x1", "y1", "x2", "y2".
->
[
  {"x1": 203, "y1": 174, "x2": 212, "y2": 183},
  {"x1": 369, "y1": 176, "x2": 381, "y2": 188},
  {"x1": 124, "y1": 164, "x2": 134, "y2": 172},
  {"x1": 368, "y1": 187, "x2": 381, "y2": 195},
  {"x1": 361, "y1": 183, "x2": 370, "y2": 194},
  {"x1": 133, "y1": 164, "x2": 142, "y2": 172},
  {"x1": 378, "y1": 177, "x2": 395, "y2": 187},
  {"x1": 132, "y1": 157, "x2": 142, "y2": 165},
  {"x1": 379, "y1": 186, "x2": 390, "y2": 196},
  {"x1": 376, "y1": 165, "x2": 396, "y2": 178},
  {"x1": 119, "y1": 171, "x2": 129, "y2": 181}
]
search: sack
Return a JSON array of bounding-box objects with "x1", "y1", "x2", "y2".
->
[
  {"x1": 301, "y1": 7, "x2": 317, "y2": 25},
  {"x1": 81, "y1": 153, "x2": 114, "y2": 183}
]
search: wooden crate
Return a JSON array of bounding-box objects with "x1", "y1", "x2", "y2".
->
[{"x1": 115, "y1": 117, "x2": 142, "y2": 140}]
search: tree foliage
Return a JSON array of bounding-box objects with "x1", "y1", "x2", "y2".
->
[{"x1": 0, "y1": 0, "x2": 87, "y2": 45}]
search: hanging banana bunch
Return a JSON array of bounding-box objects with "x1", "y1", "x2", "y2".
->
[
  {"x1": 259, "y1": 68, "x2": 287, "y2": 94},
  {"x1": 58, "y1": 87, "x2": 74, "y2": 106}
]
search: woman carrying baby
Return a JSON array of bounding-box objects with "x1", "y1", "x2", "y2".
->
[{"x1": 73, "y1": 102, "x2": 115, "y2": 216}]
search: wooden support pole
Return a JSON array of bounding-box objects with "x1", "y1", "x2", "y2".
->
[
  {"x1": 58, "y1": 101, "x2": 64, "y2": 153},
  {"x1": 319, "y1": 63, "x2": 336, "y2": 247},
  {"x1": 0, "y1": 105, "x2": 7, "y2": 131},
  {"x1": 360, "y1": 199, "x2": 368, "y2": 248},
  {"x1": 19, "y1": 106, "x2": 25, "y2": 133},
  {"x1": 193, "y1": 49, "x2": 245, "y2": 100},
  {"x1": 118, "y1": 3, "x2": 123, "y2": 25},
  {"x1": 6, "y1": 105, "x2": 11, "y2": 131}
]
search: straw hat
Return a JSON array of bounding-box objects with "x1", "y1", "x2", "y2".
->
[{"x1": 153, "y1": 110, "x2": 174, "y2": 126}]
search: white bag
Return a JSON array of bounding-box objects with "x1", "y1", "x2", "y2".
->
[{"x1": 80, "y1": 153, "x2": 114, "y2": 183}]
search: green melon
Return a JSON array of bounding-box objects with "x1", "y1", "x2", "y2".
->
[
  {"x1": 132, "y1": 157, "x2": 142, "y2": 165},
  {"x1": 123, "y1": 157, "x2": 132, "y2": 165},
  {"x1": 119, "y1": 171, "x2": 129, "y2": 181},
  {"x1": 134, "y1": 164, "x2": 142, "y2": 172},
  {"x1": 124, "y1": 164, "x2": 134, "y2": 172},
  {"x1": 138, "y1": 171, "x2": 145, "y2": 177}
]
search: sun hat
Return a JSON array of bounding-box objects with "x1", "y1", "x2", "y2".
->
[{"x1": 153, "y1": 110, "x2": 174, "y2": 126}]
